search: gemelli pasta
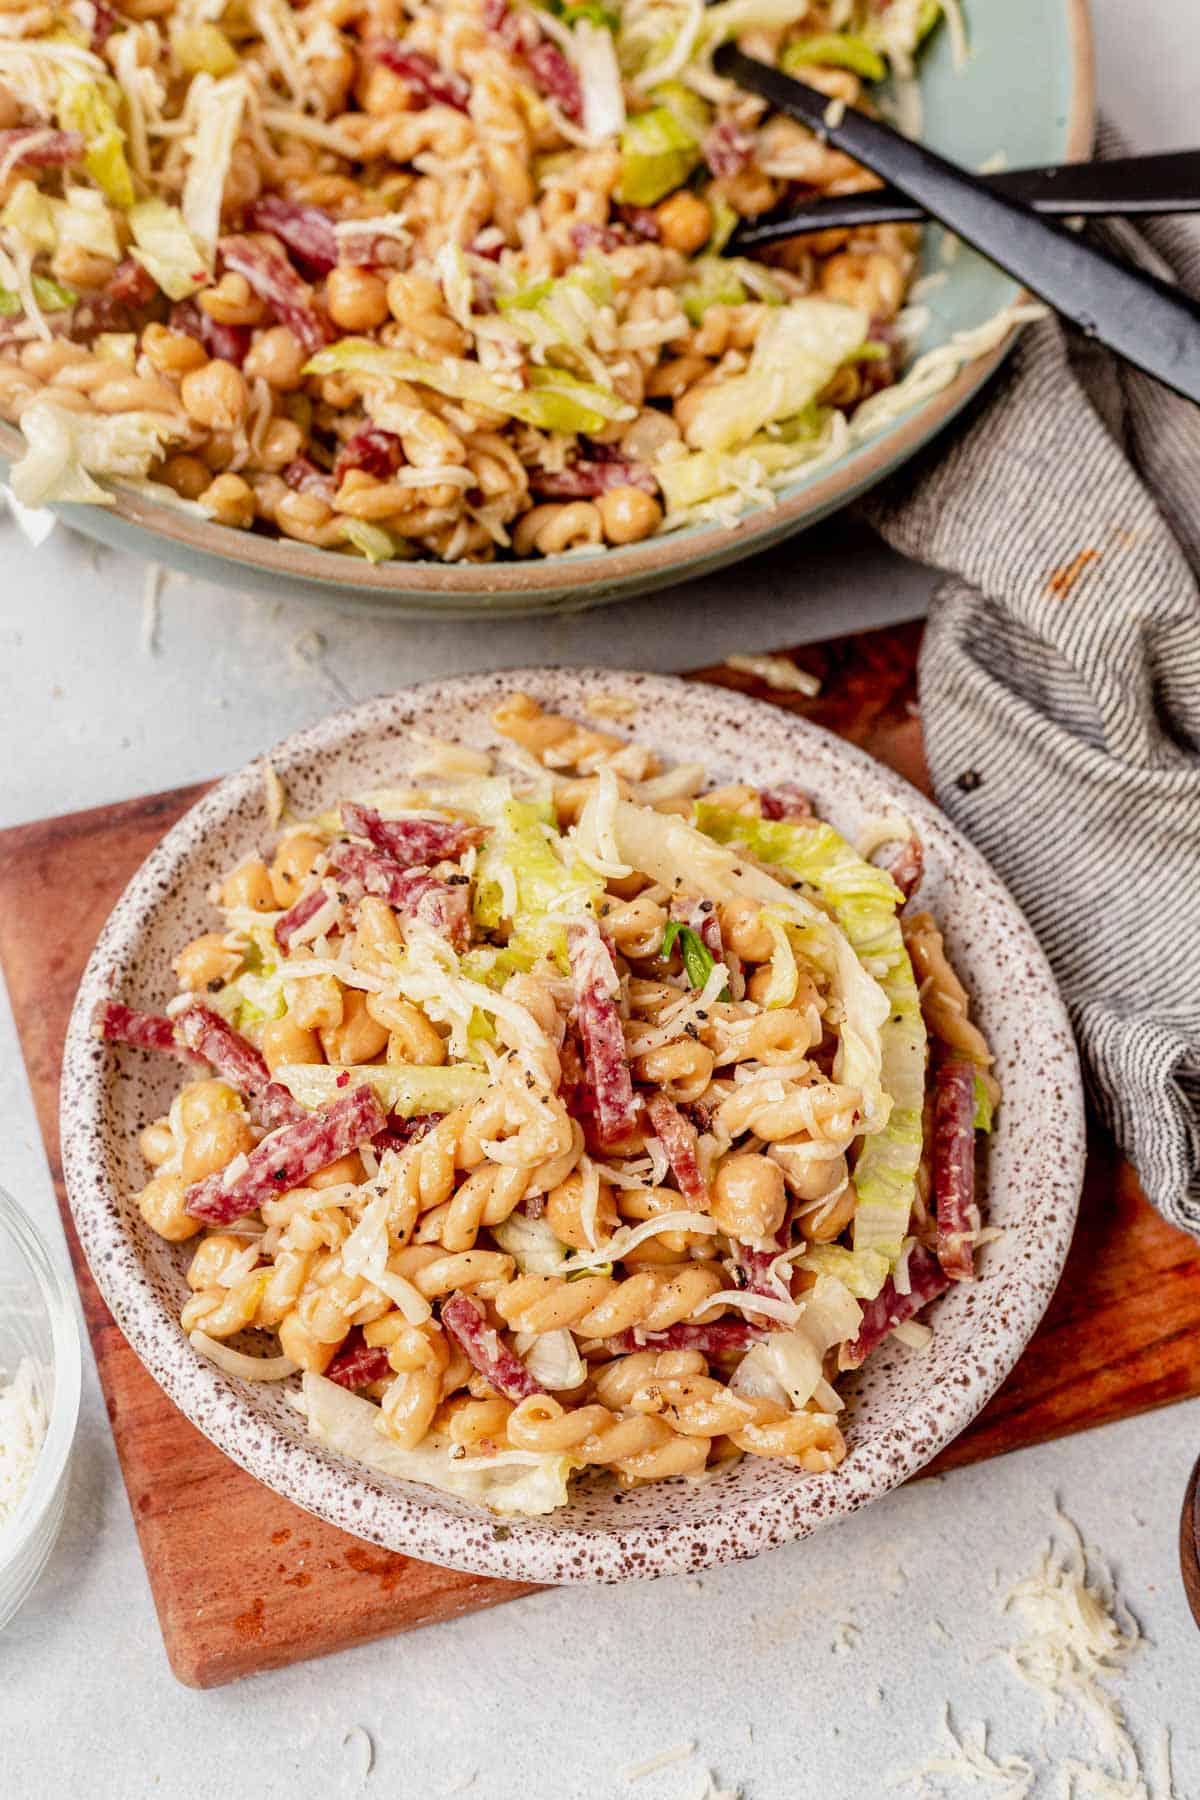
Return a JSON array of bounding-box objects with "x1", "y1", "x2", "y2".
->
[
  {"x1": 0, "y1": 0, "x2": 955, "y2": 561},
  {"x1": 96, "y1": 692, "x2": 1000, "y2": 1516}
]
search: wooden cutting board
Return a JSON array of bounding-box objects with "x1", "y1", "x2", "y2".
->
[{"x1": 3, "y1": 619, "x2": 1199, "y2": 1690}]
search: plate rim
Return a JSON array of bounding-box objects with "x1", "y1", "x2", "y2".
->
[
  {"x1": 0, "y1": 0, "x2": 1094, "y2": 607},
  {"x1": 60, "y1": 669, "x2": 1086, "y2": 1583}
]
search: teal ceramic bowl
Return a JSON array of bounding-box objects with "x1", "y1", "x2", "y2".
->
[{"x1": 0, "y1": 0, "x2": 1092, "y2": 618}]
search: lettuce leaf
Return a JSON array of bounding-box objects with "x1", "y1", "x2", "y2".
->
[
  {"x1": 302, "y1": 1374, "x2": 578, "y2": 1515},
  {"x1": 170, "y1": 21, "x2": 240, "y2": 76},
  {"x1": 616, "y1": 104, "x2": 703, "y2": 205},
  {"x1": 496, "y1": 256, "x2": 614, "y2": 356},
  {"x1": 780, "y1": 32, "x2": 887, "y2": 80},
  {"x1": 676, "y1": 297, "x2": 868, "y2": 453},
  {"x1": 306, "y1": 339, "x2": 632, "y2": 435},
  {"x1": 57, "y1": 76, "x2": 134, "y2": 207},
  {"x1": 0, "y1": 274, "x2": 76, "y2": 318},
  {"x1": 694, "y1": 805, "x2": 926, "y2": 1264},
  {"x1": 653, "y1": 405, "x2": 827, "y2": 513},
  {"x1": 128, "y1": 198, "x2": 209, "y2": 300},
  {"x1": 273, "y1": 1061, "x2": 490, "y2": 1116},
  {"x1": 472, "y1": 793, "x2": 602, "y2": 967},
  {"x1": 8, "y1": 397, "x2": 187, "y2": 508}
]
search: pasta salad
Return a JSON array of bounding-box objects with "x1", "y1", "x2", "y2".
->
[
  {"x1": 96, "y1": 692, "x2": 999, "y2": 1517},
  {"x1": 1, "y1": 0, "x2": 955, "y2": 562}
]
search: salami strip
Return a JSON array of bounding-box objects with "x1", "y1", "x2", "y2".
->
[
  {"x1": 644, "y1": 1092, "x2": 708, "y2": 1205},
  {"x1": 482, "y1": 0, "x2": 582, "y2": 121},
  {"x1": 326, "y1": 1328, "x2": 391, "y2": 1390},
  {"x1": 174, "y1": 1004, "x2": 304, "y2": 1131},
  {"x1": 886, "y1": 835, "x2": 924, "y2": 901},
  {"x1": 170, "y1": 298, "x2": 250, "y2": 366},
  {"x1": 567, "y1": 924, "x2": 641, "y2": 1148},
  {"x1": 274, "y1": 883, "x2": 333, "y2": 951},
  {"x1": 532, "y1": 455, "x2": 655, "y2": 500},
  {"x1": 606, "y1": 1321, "x2": 766, "y2": 1356},
  {"x1": 245, "y1": 197, "x2": 338, "y2": 277},
  {"x1": 703, "y1": 121, "x2": 754, "y2": 179},
  {"x1": 0, "y1": 129, "x2": 85, "y2": 170},
  {"x1": 932, "y1": 1057, "x2": 979, "y2": 1281},
  {"x1": 373, "y1": 1113, "x2": 439, "y2": 1154},
  {"x1": 839, "y1": 1245, "x2": 949, "y2": 1370},
  {"x1": 759, "y1": 784, "x2": 814, "y2": 821},
  {"x1": 331, "y1": 841, "x2": 472, "y2": 948},
  {"x1": 185, "y1": 1084, "x2": 385, "y2": 1225},
  {"x1": 441, "y1": 1291, "x2": 543, "y2": 1401},
  {"x1": 282, "y1": 455, "x2": 336, "y2": 502},
  {"x1": 372, "y1": 43, "x2": 470, "y2": 112},
  {"x1": 332, "y1": 426, "x2": 402, "y2": 485},
  {"x1": 220, "y1": 236, "x2": 330, "y2": 354},
  {"x1": 341, "y1": 801, "x2": 480, "y2": 867},
  {"x1": 93, "y1": 1001, "x2": 189, "y2": 1057}
]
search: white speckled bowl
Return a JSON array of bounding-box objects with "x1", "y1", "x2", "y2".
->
[{"x1": 61, "y1": 671, "x2": 1084, "y2": 1583}]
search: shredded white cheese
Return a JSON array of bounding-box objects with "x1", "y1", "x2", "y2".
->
[
  {"x1": 723, "y1": 653, "x2": 822, "y2": 697},
  {"x1": 623, "y1": 1743, "x2": 696, "y2": 1783},
  {"x1": 0, "y1": 1357, "x2": 47, "y2": 1527},
  {"x1": 891, "y1": 1705, "x2": 1034, "y2": 1796}
]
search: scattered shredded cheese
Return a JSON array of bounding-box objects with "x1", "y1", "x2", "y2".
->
[
  {"x1": 342, "y1": 1725, "x2": 374, "y2": 1785},
  {"x1": 188, "y1": 1330, "x2": 298, "y2": 1381},
  {"x1": 0, "y1": 1357, "x2": 47, "y2": 1527},
  {"x1": 585, "y1": 693, "x2": 639, "y2": 723},
  {"x1": 623, "y1": 1743, "x2": 696, "y2": 1783},
  {"x1": 891, "y1": 1705, "x2": 1034, "y2": 1796},
  {"x1": 723, "y1": 653, "x2": 822, "y2": 697}
]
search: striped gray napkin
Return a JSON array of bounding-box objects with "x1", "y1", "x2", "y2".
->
[{"x1": 864, "y1": 136, "x2": 1200, "y2": 1235}]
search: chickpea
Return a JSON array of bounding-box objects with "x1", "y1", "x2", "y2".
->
[
  {"x1": 268, "y1": 833, "x2": 324, "y2": 908},
  {"x1": 711, "y1": 1153, "x2": 787, "y2": 1241},
  {"x1": 654, "y1": 190, "x2": 712, "y2": 256},
  {"x1": 181, "y1": 1110, "x2": 255, "y2": 1184},
  {"x1": 596, "y1": 485, "x2": 663, "y2": 546},
  {"x1": 746, "y1": 1007, "x2": 814, "y2": 1063},
  {"x1": 256, "y1": 417, "x2": 305, "y2": 471},
  {"x1": 137, "y1": 1174, "x2": 201, "y2": 1242},
  {"x1": 174, "y1": 931, "x2": 241, "y2": 992},
  {"x1": 545, "y1": 1171, "x2": 619, "y2": 1249},
  {"x1": 261, "y1": 1014, "x2": 323, "y2": 1072},
  {"x1": 142, "y1": 323, "x2": 207, "y2": 377},
  {"x1": 819, "y1": 250, "x2": 905, "y2": 321},
  {"x1": 319, "y1": 987, "x2": 390, "y2": 1064},
  {"x1": 199, "y1": 271, "x2": 266, "y2": 327},
  {"x1": 186, "y1": 1233, "x2": 249, "y2": 1291},
  {"x1": 159, "y1": 453, "x2": 211, "y2": 501},
  {"x1": 138, "y1": 1119, "x2": 175, "y2": 1166},
  {"x1": 92, "y1": 374, "x2": 182, "y2": 416},
  {"x1": 179, "y1": 1079, "x2": 241, "y2": 1133},
  {"x1": 718, "y1": 897, "x2": 775, "y2": 963},
  {"x1": 180, "y1": 358, "x2": 248, "y2": 431},
  {"x1": 243, "y1": 325, "x2": 307, "y2": 392},
  {"x1": 325, "y1": 265, "x2": 390, "y2": 331},
  {"x1": 511, "y1": 501, "x2": 602, "y2": 557},
  {"x1": 220, "y1": 859, "x2": 276, "y2": 913},
  {"x1": 277, "y1": 1309, "x2": 336, "y2": 1374},
  {"x1": 201, "y1": 472, "x2": 256, "y2": 530}
]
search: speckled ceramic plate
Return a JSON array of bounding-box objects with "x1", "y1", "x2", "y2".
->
[
  {"x1": 62, "y1": 671, "x2": 1084, "y2": 1583},
  {"x1": 1, "y1": 0, "x2": 1092, "y2": 619}
]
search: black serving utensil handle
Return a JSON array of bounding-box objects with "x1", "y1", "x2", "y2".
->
[
  {"x1": 729, "y1": 151, "x2": 1200, "y2": 249},
  {"x1": 714, "y1": 45, "x2": 1200, "y2": 406}
]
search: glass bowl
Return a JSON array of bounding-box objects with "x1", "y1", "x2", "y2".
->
[{"x1": 0, "y1": 1185, "x2": 81, "y2": 1630}]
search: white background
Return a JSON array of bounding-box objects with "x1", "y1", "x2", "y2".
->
[{"x1": 3, "y1": 3, "x2": 1199, "y2": 1794}]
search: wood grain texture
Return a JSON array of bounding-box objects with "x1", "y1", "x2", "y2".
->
[{"x1": 1, "y1": 620, "x2": 1197, "y2": 1688}]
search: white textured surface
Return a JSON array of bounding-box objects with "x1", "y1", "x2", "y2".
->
[{"x1": 3, "y1": 3, "x2": 1200, "y2": 1791}]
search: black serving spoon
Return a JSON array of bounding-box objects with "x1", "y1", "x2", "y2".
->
[
  {"x1": 729, "y1": 151, "x2": 1200, "y2": 250},
  {"x1": 713, "y1": 44, "x2": 1200, "y2": 406}
]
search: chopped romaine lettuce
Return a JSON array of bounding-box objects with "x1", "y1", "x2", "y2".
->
[
  {"x1": 2, "y1": 181, "x2": 57, "y2": 254},
  {"x1": 273, "y1": 1061, "x2": 490, "y2": 1116},
  {"x1": 796, "y1": 1244, "x2": 891, "y2": 1301},
  {"x1": 170, "y1": 21, "x2": 240, "y2": 76},
  {"x1": 493, "y1": 1212, "x2": 570, "y2": 1275},
  {"x1": 57, "y1": 77, "x2": 134, "y2": 207},
  {"x1": 306, "y1": 339, "x2": 633, "y2": 435},
  {"x1": 694, "y1": 805, "x2": 926, "y2": 1265},
  {"x1": 780, "y1": 32, "x2": 887, "y2": 81},
  {"x1": 302, "y1": 1374, "x2": 578, "y2": 1515},
  {"x1": 9, "y1": 397, "x2": 187, "y2": 508},
  {"x1": 339, "y1": 518, "x2": 398, "y2": 563},
  {"x1": 616, "y1": 105, "x2": 703, "y2": 206},
  {"x1": 128, "y1": 198, "x2": 209, "y2": 300},
  {"x1": 653, "y1": 408, "x2": 828, "y2": 513},
  {"x1": 472, "y1": 793, "x2": 601, "y2": 966},
  {"x1": 181, "y1": 71, "x2": 249, "y2": 261},
  {"x1": 731, "y1": 1274, "x2": 862, "y2": 1405},
  {"x1": 496, "y1": 256, "x2": 614, "y2": 356},
  {"x1": 651, "y1": 79, "x2": 712, "y2": 138},
  {"x1": 675, "y1": 297, "x2": 868, "y2": 452},
  {"x1": 0, "y1": 274, "x2": 76, "y2": 317},
  {"x1": 974, "y1": 1072, "x2": 994, "y2": 1133}
]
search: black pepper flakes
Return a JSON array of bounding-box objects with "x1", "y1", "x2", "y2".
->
[{"x1": 955, "y1": 770, "x2": 983, "y2": 793}]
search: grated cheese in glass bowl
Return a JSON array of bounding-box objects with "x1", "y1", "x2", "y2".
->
[{"x1": 0, "y1": 1185, "x2": 81, "y2": 1630}]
